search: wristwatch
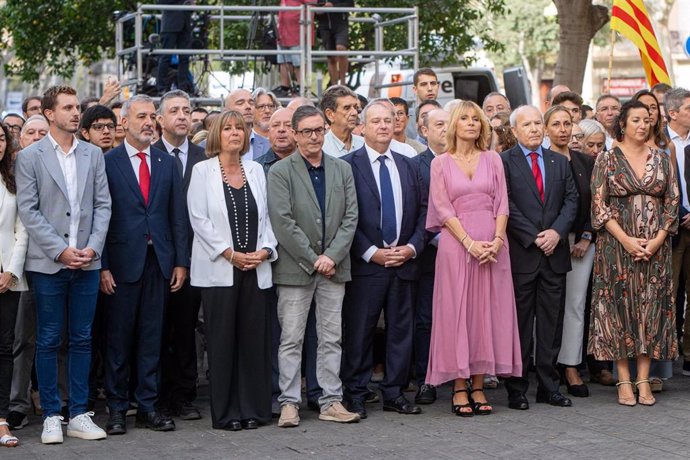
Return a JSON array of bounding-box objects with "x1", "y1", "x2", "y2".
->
[
  {"x1": 262, "y1": 247, "x2": 274, "y2": 259},
  {"x1": 7, "y1": 272, "x2": 18, "y2": 286},
  {"x1": 580, "y1": 232, "x2": 593, "y2": 241}
]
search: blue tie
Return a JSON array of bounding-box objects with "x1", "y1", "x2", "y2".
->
[{"x1": 378, "y1": 156, "x2": 397, "y2": 245}]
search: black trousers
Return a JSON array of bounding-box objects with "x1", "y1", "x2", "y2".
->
[
  {"x1": 201, "y1": 269, "x2": 271, "y2": 428},
  {"x1": 0, "y1": 290, "x2": 20, "y2": 419},
  {"x1": 342, "y1": 271, "x2": 415, "y2": 402},
  {"x1": 156, "y1": 29, "x2": 193, "y2": 93},
  {"x1": 105, "y1": 247, "x2": 169, "y2": 413},
  {"x1": 505, "y1": 259, "x2": 566, "y2": 396},
  {"x1": 160, "y1": 280, "x2": 201, "y2": 405}
]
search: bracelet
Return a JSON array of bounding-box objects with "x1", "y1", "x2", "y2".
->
[
  {"x1": 461, "y1": 234, "x2": 468, "y2": 244},
  {"x1": 494, "y1": 235, "x2": 504, "y2": 242},
  {"x1": 229, "y1": 250, "x2": 235, "y2": 263},
  {"x1": 468, "y1": 241, "x2": 475, "y2": 252}
]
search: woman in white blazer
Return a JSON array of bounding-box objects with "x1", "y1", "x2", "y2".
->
[
  {"x1": 0, "y1": 124, "x2": 28, "y2": 448},
  {"x1": 187, "y1": 110, "x2": 277, "y2": 432}
]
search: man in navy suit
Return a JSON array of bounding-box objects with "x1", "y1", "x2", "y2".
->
[
  {"x1": 153, "y1": 90, "x2": 205, "y2": 421},
  {"x1": 500, "y1": 105, "x2": 578, "y2": 410},
  {"x1": 341, "y1": 99, "x2": 427, "y2": 418},
  {"x1": 411, "y1": 108, "x2": 449, "y2": 405},
  {"x1": 101, "y1": 94, "x2": 189, "y2": 435}
]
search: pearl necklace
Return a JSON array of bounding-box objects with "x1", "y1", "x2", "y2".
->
[{"x1": 219, "y1": 159, "x2": 249, "y2": 250}]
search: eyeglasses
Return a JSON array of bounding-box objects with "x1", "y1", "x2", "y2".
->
[
  {"x1": 394, "y1": 111, "x2": 407, "y2": 118},
  {"x1": 90, "y1": 123, "x2": 116, "y2": 132},
  {"x1": 5, "y1": 124, "x2": 22, "y2": 133},
  {"x1": 295, "y1": 127, "x2": 325, "y2": 137},
  {"x1": 257, "y1": 104, "x2": 276, "y2": 111},
  {"x1": 571, "y1": 133, "x2": 584, "y2": 141}
]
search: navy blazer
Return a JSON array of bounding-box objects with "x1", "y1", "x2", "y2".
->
[
  {"x1": 152, "y1": 139, "x2": 206, "y2": 195},
  {"x1": 102, "y1": 144, "x2": 189, "y2": 283},
  {"x1": 500, "y1": 145, "x2": 578, "y2": 275},
  {"x1": 413, "y1": 148, "x2": 438, "y2": 274},
  {"x1": 342, "y1": 145, "x2": 428, "y2": 281}
]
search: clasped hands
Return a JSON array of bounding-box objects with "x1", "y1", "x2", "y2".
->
[
  {"x1": 223, "y1": 248, "x2": 269, "y2": 271},
  {"x1": 59, "y1": 247, "x2": 96, "y2": 269},
  {"x1": 464, "y1": 237, "x2": 502, "y2": 265},
  {"x1": 621, "y1": 235, "x2": 663, "y2": 262},
  {"x1": 371, "y1": 246, "x2": 415, "y2": 268},
  {"x1": 535, "y1": 229, "x2": 560, "y2": 256}
]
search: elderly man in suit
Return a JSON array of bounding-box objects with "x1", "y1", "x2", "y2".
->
[
  {"x1": 153, "y1": 90, "x2": 205, "y2": 421},
  {"x1": 341, "y1": 99, "x2": 428, "y2": 419},
  {"x1": 100, "y1": 94, "x2": 189, "y2": 435},
  {"x1": 411, "y1": 108, "x2": 448, "y2": 405},
  {"x1": 268, "y1": 105, "x2": 360, "y2": 428},
  {"x1": 15, "y1": 85, "x2": 111, "y2": 444},
  {"x1": 500, "y1": 105, "x2": 578, "y2": 410},
  {"x1": 156, "y1": 0, "x2": 194, "y2": 94}
]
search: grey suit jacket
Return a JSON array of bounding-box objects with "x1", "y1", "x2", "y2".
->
[
  {"x1": 15, "y1": 136, "x2": 112, "y2": 274},
  {"x1": 268, "y1": 151, "x2": 358, "y2": 286}
]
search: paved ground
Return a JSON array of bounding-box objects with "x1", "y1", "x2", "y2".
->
[{"x1": 5, "y1": 367, "x2": 690, "y2": 459}]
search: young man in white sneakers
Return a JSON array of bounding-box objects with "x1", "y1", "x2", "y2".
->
[{"x1": 15, "y1": 86, "x2": 111, "y2": 444}]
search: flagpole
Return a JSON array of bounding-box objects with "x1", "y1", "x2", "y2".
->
[{"x1": 608, "y1": 28, "x2": 616, "y2": 93}]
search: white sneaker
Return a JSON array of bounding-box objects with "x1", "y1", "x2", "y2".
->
[
  {"x1": 66, "y1": 412, "x2": 107, "y2": 440},
  {"x1": 41, "y1": 415, "x2": 64, "y2": 444}
]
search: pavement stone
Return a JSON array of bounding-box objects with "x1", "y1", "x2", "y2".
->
[{"x1": 5, "y1": 366, "x2": 690, "y2": 459}]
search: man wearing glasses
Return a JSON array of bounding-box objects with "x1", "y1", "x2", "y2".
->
[
  {"x1": 2, "y1": 113, "x2": 25, "y2": 148},
  {"x1": 268, "y1": 105, "x2": 360, "y2": 428},
  {"x1": 594, "y1": 94, "x2": 621, "y2": 150},
  {"x1": 406, "y1": 68, "x2": 439, "y2": 140},
  {"x1": 80, "y1": 105, "x2": 118, "y2": 153},
  {"x1": 252, "y1": 88, "x2": 280, "y2": 140}
]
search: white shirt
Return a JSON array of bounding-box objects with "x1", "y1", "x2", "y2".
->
[
  {"x1": 322, "y1": 130, "x2": 364, "y2": 158},
  {"x1": 390, "y1": 139, "x2": 417, "y2": 158},
  {"x1": 669, "y1": 125, "x2": 690, "y2": 211},
  {"x1": 605, "y1": 133, "x2": 614, "y2": 151},
  {"x1": 47, "y1": 133, "x2": 80, "y2": 248},
  {"x1": 161, "y1": 136, "x2": 189, "y2": 175},
  {"x1": 361, "y1": 144, "x2": 417, "y2": 262},
  {"x1": 124, "y1": 140, "x2": 152, "y2": 183}
]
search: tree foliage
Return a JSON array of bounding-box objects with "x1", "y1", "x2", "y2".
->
[{"x1": 1, "y1": 0, "x2": 506, "y2": 84}]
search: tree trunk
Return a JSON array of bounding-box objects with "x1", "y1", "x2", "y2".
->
[{"x1": 553, "y1": 0, "x2": 609, "y2": 93}]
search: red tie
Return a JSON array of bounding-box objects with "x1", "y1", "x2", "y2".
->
[
  {"x1": 529, "y1": 152, "x2": 544, "y2": 202},
  {"x1": 137, "y1": 152, "x2": 150, "y2": 205}
]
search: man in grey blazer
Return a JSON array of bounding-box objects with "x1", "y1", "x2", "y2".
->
[
  {"x1": 268, "y1": 106, "x2": 360, "y2": 428},
  {"x1": 15, "y1": 86, "x2": 111, "y2": 444}
]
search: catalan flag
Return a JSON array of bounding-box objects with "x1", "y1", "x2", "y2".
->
[{"x1": 611, "y1": 0, "x2": 672, "y2": 87}]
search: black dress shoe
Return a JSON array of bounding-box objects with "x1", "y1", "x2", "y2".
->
[
  {"x1": 536, "y1": 391, "x2": 572, "y2": 407},
  {"x1": 415, "y1": 384, "x2": 437, "y2": 405},
  {"x1": 566, "y1": 382, "x2": 590, "y2": 398},
  {"x1": 382, "y1": 395, "x2": 422, "y2": 415},
  {"x1": 508, "y1": 393, "x2": 529, "y2": 410},
  {"x1": 241, "y1": 418, "x2": 258, "y2": 430},
  {"x1": 135, "y1": 410, "x2": 176, "y2": 431},
  {"x1": 224, "y1": 420, "x2": 242, "y2": 431},
  {"x1": 106, "y1": 410, "x2": 128, "y2": 435},
  {"x1": 364, "y1": 391, "x2": 380, "y2": 404},
  {"x1": 346, "y1": 399, "x2": 367, "y2": 419},
  {"x1": 172, "y1": 400, "x2": 202, "y2": 420}
]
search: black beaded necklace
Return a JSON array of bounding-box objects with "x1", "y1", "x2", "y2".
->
[{"x1": 218, "y1": 159, "x2": 249, "y2": 250}]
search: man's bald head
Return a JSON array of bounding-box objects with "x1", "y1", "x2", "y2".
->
[
  {"x1": 225, "y1": 89, "x2": 255, "y2": 127},
  {"x1": 286, "y1": 97, "x2": 315, "y2": 111},
  {"x1": 268, "y1": 108, "x2": 296, "y2": 157}
]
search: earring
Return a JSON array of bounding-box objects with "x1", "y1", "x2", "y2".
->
[{"x1": 621, "y1": 128, "x2": 625, "y2": 135}]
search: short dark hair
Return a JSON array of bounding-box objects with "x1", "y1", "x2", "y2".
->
[
  {"x1": 42, "y1": 86, "x2": 78, "y2": 117},
  {"x1": 158, "y1": 89, "x2": 190, "y2": 114},
  {"x1": 357, "y1": 94, "x2": 369, "y2": 110},
  {"x1": 651, "y1": 83, "x2": 672, "y2": 95},
  {"x1": 192, "y1": 107, "x2": 208, "y2": 116},
  {"x1": 390, "y1": 97, "x2": 408, "y2": 115},
  {"x1": 320, "y1": 85, "x2": 358, "y2": 124},
  {"x1": 80, "y1": 105, "x2": 117, "y2": 131},
  {"x1": 80, "y1": 96, "x2": 100, "y2": 112},
  {"x1": 416, "y1": 99, "x2": 442, "y2": 123},
  {"x1": 22, "y1": 96, "x2": 41, "y2": 114},
  {"x1": 413, "y1": 67, "x2": 437, "y2": 86},
  {"x1": 552, "y1": 91, "x2": 583, "y2": 108},
  {"x1": 292, "y1": 106, "x2": 326, "y2": 131},
  {"x1": 111, "y1": 101, "x2": 123, "y2": 110},
  {"x1": 614, "y1": 99, "x2": 649, "y2": 142}
]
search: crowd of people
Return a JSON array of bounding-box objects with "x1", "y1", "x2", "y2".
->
[{"x1": 0, "y1": 67, "x2": 689, "y2": 449}]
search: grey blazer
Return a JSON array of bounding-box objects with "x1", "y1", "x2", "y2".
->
[
  {"x1": 268, "y1": 152, "x2": 358, "y2": 286},
  {"x1": 15, "y1": 136, "x2": 112, "y2": 274}
]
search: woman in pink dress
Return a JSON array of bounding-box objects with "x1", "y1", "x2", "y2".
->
[{"x1": 426, "y1": 101, "x2": 522, "y2": 417}]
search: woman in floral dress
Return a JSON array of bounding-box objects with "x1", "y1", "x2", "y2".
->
[{"x1": 589, "y1": 100, "x2": 679, "y2": 407}]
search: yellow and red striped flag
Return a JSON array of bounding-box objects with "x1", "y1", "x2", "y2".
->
[{"x1": 611, "y1": 0, "x2": 672, "y2": 87}]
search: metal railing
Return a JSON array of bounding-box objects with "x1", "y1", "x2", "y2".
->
[{"x1": 115, "y1": 3, "x2": 419, "y2": 101}]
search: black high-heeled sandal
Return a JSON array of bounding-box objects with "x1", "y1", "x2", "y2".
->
[
  {"x1": 470, "y1": 388, "x2": 492, "y2": 415},
  {"x1": 451, "y1": 389, "x2": 474, "y2": 417}
]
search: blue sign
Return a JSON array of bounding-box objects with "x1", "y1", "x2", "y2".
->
[{"x1": 686, "y1": 36, "x2": 690, "y2": 58}]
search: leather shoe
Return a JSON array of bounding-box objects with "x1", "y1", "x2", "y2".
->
[
  {"x1": 224, "y1": 420, "x2": 242, "y2": 431},
  {"x1": 106, "y1": 410, "x2": 127, "y2": 435},
  {"x1": 382, "y1": 395, "x2": 422, "y2": 415},
  {"x1": 415, "y1": 384, "x2": 437, "y2": 405},
  {"x1": 346, "y1": 399, "x2": 367, "y2": 419},
  {"x1": 135, "y1": 410, "x2": 176, "y2": 431},
  {"x1": 508, "y1": 394, "x2": 529, "y2": 410},
  {"x1": 536, "y1": 391, "x2": 572, "y2": 407},
  {"x1": 171, "y1": 400, "x2": 202, "y2": 420},
  {"x1": 241, "y1": 419, "x2": 258, "y2": 430}
]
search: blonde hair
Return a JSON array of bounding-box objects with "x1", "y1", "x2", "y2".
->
[
  {"x1": 205, "y1": 110, "x2": 250, "y2": 158},
  {"x1": 446, "y1": 100, "x2": 490, "y2": 153}
]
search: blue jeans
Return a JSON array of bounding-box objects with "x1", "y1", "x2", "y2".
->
[{"x1": 31, "y1": 269, "x2": 99, "y2": 418}]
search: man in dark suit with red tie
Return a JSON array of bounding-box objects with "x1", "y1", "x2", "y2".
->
[
  {"x1": 101, "y1": 95, "x2": 189, "y2": 435},
  {"x1": 500, "y1": 105, "x2": 578, "y2": 410},
  {"x1": 341, "y1": 100, "x2": 427, "y2": 418}
]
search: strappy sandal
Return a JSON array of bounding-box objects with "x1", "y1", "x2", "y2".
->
[
  {"x1": 470, "y1": 388, "x2": 493, "y2": 415},
  {"x1": 635, "y1": 379, "x2": 656, "y2": 406},
  {"x1": 451, "y1": 389, "x2": 474, "y2": 417},
  {"x1": 615, "y1": 381, "x2": 637, "y2": 407},
  {"x1": 0, "y1": 421, "x2": 19, "y2": 447},
  {"x1": 648, "y1": 376, "x2": 663, "y2": 393}
]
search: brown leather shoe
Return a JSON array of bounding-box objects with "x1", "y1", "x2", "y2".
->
[{"x1": 590, "y1": 369, "x2": 615, "y2": 386}]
